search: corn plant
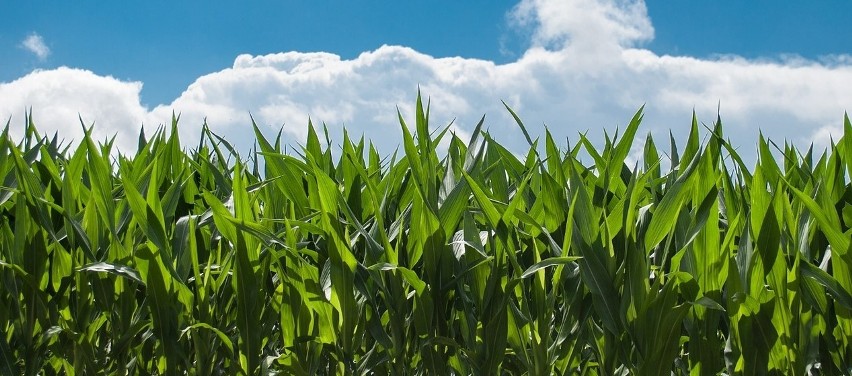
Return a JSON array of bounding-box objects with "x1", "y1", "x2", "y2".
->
[{"x1": 1, "y1": 95, "x2": 852, "y2": 375}]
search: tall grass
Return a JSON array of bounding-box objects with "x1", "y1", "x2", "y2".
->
[{"x1": 1, "y1": 95, "x2": 851, "y2": 375}]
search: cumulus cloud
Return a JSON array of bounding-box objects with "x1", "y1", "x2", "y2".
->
[
  {"x1": 2, "y1": 0, "x2": 852, "y2": 164},
  {"x1": 0, "y1": 68, "x2": 150, "y2": 151},
  {"x1": 21, "y1": 33, "x2": 50, "y2": 61},
  {"x1": 511, "y1": 0, "x2": 653, "y2": 55}
]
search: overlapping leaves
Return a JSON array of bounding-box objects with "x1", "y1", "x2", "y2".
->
[{"x1": 1, "y1": 102, "x2": 851, "y2": 374}]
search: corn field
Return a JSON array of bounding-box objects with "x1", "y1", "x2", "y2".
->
[{"x1": 2, "y1": 95, "x2": 852, "y2": 375}]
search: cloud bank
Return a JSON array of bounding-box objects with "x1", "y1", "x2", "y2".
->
[{"x1": 2, "y1": 0, "x2": 851, "y2": 163}]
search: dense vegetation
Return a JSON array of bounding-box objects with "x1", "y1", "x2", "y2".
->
[{"x1": 2, "y1": 95, "x2": 852, "y2": 375}]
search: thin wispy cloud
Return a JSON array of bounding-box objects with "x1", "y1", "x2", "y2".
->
[{"x1": 20, "y1": 33, "x2": 50, "y2": 61}]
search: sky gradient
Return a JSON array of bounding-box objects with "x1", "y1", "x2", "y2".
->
[{"x1": 2, "y1": 0, "x2": 852, "y2": 163}]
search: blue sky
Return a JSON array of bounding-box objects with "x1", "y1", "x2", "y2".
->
[
  {"x1": 2, "y1": 0, "x2": 852, "y2": 161},
  {"x1": 648, "y1": 2, "x2": 852, "y2": 59}
]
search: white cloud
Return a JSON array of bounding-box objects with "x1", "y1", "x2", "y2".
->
[
  {"x1": 0, "y1": 67, "x2": 150, "y2": 152},
  {"x1": 2, "y1": 0, "x2": 852, "y2": 165},
  {"x1": 21, "y1": 33, "x2": 50, "y2": 61},
  {"x1": 511, "y1": 0, "x2": 653, "y2": 54}
]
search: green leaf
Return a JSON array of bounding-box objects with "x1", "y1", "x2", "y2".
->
[
  {"x1": 607, "y1": 105, "x2": 643, "y2": 183},
  {"x1": 0, "y1": 333, "x2": 19, "y2": 376},
  {"x1": 77, "y1": 262, "x2": 143, "y2": 284},
  {"x1": 180, "y1": 323, "x2": 235, "y2": 358},
  {"x1": 462, "y1": 171, "x2": 502, "y2": 229},
  {"x1": 644, "y1": 146, "x2": 701, "y2": 251},
  {"x1": 801, "y1": 261, "x2": 852, "y2": 310},
  {"x1": 519, "y1": 257, "x2": 582, "y2": 279},
  {"x1": 782, "y1": 179, "x2": 850, "y2": 255}
]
